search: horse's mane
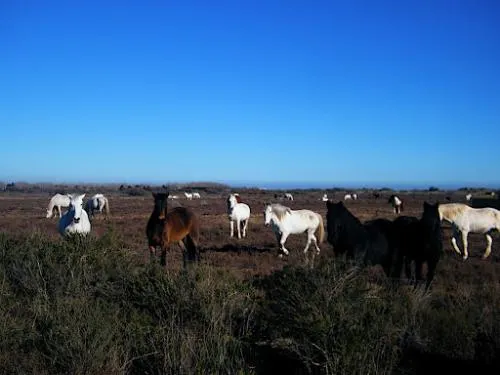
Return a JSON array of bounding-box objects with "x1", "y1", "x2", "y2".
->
[
  {"x1": 422, "y1": 202, "x2": 442, "y2": 231},
  {"x1": 269, "y1": 203, "x2": 291, "y2": 221},
  {"x1": 327, "y1": 201, "x2": 363, "y2": 226}
]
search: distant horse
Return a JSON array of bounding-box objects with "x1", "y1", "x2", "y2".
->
[
  {"x1": 84, "y1": 193, "x2": 110, "y2": 220},
  {"x1": 192, "y1": 192, "x2": 201, "y2": 199},
  {"x1": 344, "y1": 193, "x2": 357, "y2": 200},
  {"x1": 184, "y1": 192, "x2": 193, "y2": 200},
  {"x1": 388, "y1": 194, "x2": 403, "y2": 214},
  {"x1": 325, "y1": 200, "x2": 394, "y2": 276},
  {"x1": 373, "y1": 192, "x2": 381, "y2": 199},
  {"x1": 227, "y1": 193, "x2": 251, "y2": 239},
  {"x1": 169, "y1": 194, "x2": 179, "y2": 200},
  {"x1": 321, "y1": 193, "x2": 329, "y2": 202},
  {"x1": 146, "y1": 191, "x2": 200, "y2": 267},
  {"x1": 438, "y1": 203, "x2": 500, "y2": 260},
  {"x1": 465, "y1": 193, "x2": 472, "y2": 201},
  {"x1": 274, "y1": 193, "x2": 293, "y2": 201},
  {"x1": 391, "y1": 202, "x2": 443, "y2": 290},
  {"x1": 264, "y1": 203, "x2": 324, "y2": 262},
  {"x1": 58, "y1": 194, "x2": 91, "y2": 237},
  {"x1": 46, "y1": 193, "x2": 71, "y2": 218}
]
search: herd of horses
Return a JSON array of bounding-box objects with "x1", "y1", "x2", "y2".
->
[{"x1": 46, "y1": 189, "x2": 500, "y2": 290}]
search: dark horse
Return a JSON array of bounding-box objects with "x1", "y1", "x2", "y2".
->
[
  {"x1": 146, "y1": 191, "x2": 200, "y2": 268},
  {"x1": 325, "y1": 200, "x2": 395, "y2": 276},
  {"x1": 391, "y1": 201, "x2": 443, "y2": 290}
]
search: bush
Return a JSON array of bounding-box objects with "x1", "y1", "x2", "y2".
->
[{"x1": 0, "y1": 232, "x2": 499, "y2": 374}]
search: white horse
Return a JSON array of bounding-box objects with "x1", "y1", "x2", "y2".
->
[
  {"x1": 58, "y1": 194, "x2": 91, "y2": 237},
  {"x1": 192, "y1": 192, "x2": 201, "y2": 199},
  {"x1": 284, "y1": 193, "x2": 293, "y2": 201},
  {"x1": 465, "y1": 193, "x2": 472, "y2": 201},
  {"x1": 344, "y1": 193, "x2": 357, "y2": 200},
  {"x1": 184, "y1": 192, "x2": 193, "y2": 200},
  {"x1": 46, "y1": 193, "x2": 71, "y2": 218},
  {"x1": 227, "y1": 193, "x2": 251, "y2": 239},
  {"x1": 169, "y1": 194, "x2": 179, "y2": 199},
  {"x1": 264, "y1": 203, "x2": 324, "y2": 261},
  {"x1": 85, "y1": 193, "x2": 110, "y2": 220},
  {"x1": 438, "y1": 203, "x2": 500, "y2": 260},
  {"x1": 321, "y1": 193, "x2": 329, "y2": 202},
  {"x1": 388, "y1": 194, "x2": 403, "y2": 214}
]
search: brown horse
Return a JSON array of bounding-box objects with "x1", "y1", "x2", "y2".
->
[{"x1": 146, "y1": 191, "x2": 200, "y2": 268}]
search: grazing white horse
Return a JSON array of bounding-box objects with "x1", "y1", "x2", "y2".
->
[
  {"x1": 264, "y1": 203, "x2": 324, "y2": 260},
  {"x1": 85, "y1": 193, "x2": 110, "y2": 219},
  {"x1": 388, "y1": 194, "x2": 403, "y2": 214},
  {"x1": 465, "y1": 193, "x2": 472, "y2": 201},
  {"x1": 438, "y1": 203, "x2": 500, "y2": 260},
  {"x1": 184, "y1": 192, "x2": 193, "y2": 200},
  {"x1": 169, "y1": 194, "x2": 179, "y2": 200},
  {"x1": 46, "y1": 193, "x2": 71, "y2": 218},
  {"x1": 321, "y1": 193, "x2": 329, "y2": 202},
  {"x1": 58, "y1": 194, "x2": 91, "y2": 237},
  {"x1": 192, "y1": 192, "x2": 201, "y2": 199},
  {"x1": 284, "y1": 193, "x2": 293, "y2": 201},
  {"x1": 227, "y1": 193, "x2": 251, "y2": 239},
  {"x1": 344, "y1": 193, "x2": 357, "y2": 200}
]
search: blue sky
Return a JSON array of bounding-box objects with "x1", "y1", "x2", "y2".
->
[{"x1": 1, "y1": 0, "x2": 499, "y2": 188}]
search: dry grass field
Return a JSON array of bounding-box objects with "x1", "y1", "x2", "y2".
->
[
  {"x1": 1, "y1": 187, "x2": 499, "y2": 278},
  {"x1": 1, "y1": 185, "x2": 499, "y2": 374}
]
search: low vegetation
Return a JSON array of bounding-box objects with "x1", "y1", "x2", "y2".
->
[{"x1": 1, "y1": 230, "x2": 499, "y2": 374}]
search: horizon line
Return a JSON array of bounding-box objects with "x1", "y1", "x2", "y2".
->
[{"x1": 1, "y1": 179, "x2": 499, "y2": 191}]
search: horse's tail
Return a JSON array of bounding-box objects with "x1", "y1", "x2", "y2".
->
[
  {"x1": 104, "y1": 197, "x2": 110, "y2": 215},
  {"x1": 316, "y1": 213, "x2": 325, "y2": 243}
]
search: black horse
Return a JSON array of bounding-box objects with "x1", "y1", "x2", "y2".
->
[
  {"x1": 391, "y1": 201, "x2": 443, "y2": 290},
  {"x1": 325, "y1": 200, "x2": 395, "y2": 276}
]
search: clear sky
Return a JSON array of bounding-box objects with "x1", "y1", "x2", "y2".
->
[{"x1": 1, "y1": 0, "x2": 499, "y2": 188}]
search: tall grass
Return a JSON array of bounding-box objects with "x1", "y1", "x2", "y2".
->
[{"x1": 0, "y1": 231, "x2": 499, "y2": 374}]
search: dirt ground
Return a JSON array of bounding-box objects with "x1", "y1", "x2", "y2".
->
[{"x1": 1, "y1": 189, "x2": 499, "y2": 286}]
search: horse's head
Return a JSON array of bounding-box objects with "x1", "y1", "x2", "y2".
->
[
  {"x1": 325, "y1": 200, "x2": 348, "y2": 245},
  {"x1": 68, "y1": 194, "x2": 85, "y2": 224},
  {"x1": 422, "y1": 201, "x2": 443, "y2": 254},
  {"x1": 264, "y1": 204, "x2": 273, "y2": 226},
  {"x1": 227, "y1": 194, "x2": 240, "y2": 211},
  {"x1": 152, "y1": 192, "x2": 168, "y2": 219}
]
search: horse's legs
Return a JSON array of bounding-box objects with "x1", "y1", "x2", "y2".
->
[
  {"x1": 242, "y1": 219, "x2": 248, "y2": 238},
  {"x1": 483, "y1": 233, "x2": 493, "y2": 259},
  {"x1": 236, "y1": 219, "x2": 242, "y2": 239},
  {"x1": 450, "y1": 227, "x2": 462, "y2": 255},
  {"x1": 229, "y1": 220, "x2": 234, "y2": 238},
  {"x1": 425, "y1": 259, "x2": 438, "y2": 291},
  {"x1": 148, "y1": 245, "x2": 156, "y2": 263},
  {"x1": 280, "y1": 232, "x2": 290, "y2": 256},
  {"x1": 390, "y1": 250, "x2": 404, "y2": 281},
  {"x1": 404, "y1": 258, "x2": 413, "y2": 282},
  {"x1": 160, "y1": 243, "x2": 169, "y2": 267},
  {"x1": 57, "y1": 205, "x2": 62, "y2": 218},
  {"x1": 414, "y1": 260, "x2": 424, "y2": 287},
  {"x1": 461, "y1": 231, "x2": 469, "y2": 260},
  {"x1": 183, "y1": 235, "x2": 198, "y2": 264}
]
